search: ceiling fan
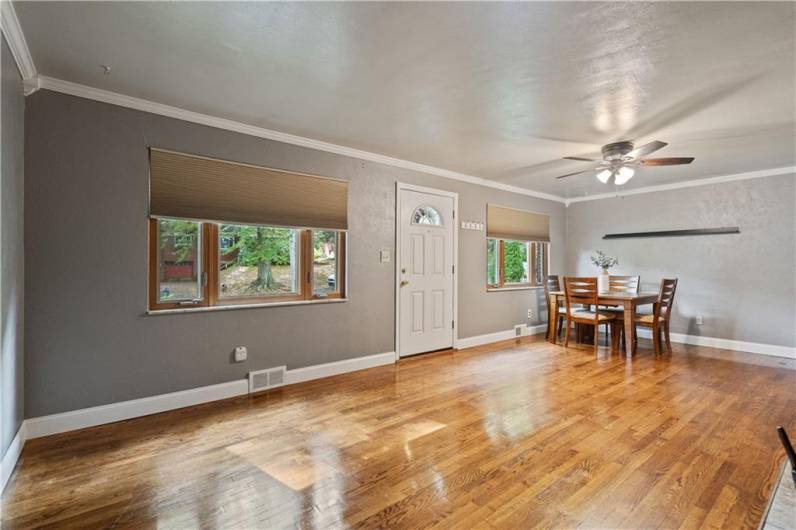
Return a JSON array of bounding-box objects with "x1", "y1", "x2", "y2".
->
[{"x1": 556, "y1": 141, "x2": 694, "y2": 185}]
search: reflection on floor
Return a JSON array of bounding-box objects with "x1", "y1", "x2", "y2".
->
[{"x1": 2, "y1": 335, "x2": 794, "y2": 529}]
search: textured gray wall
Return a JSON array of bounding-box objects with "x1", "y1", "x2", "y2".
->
[
  {"x1": 565, "y1": 174, "x2": 796, "y2": 348},
  {"x1": 1, "y1": 36, "x2": 25, "y2": 456},
  {"x1": 24, "y1": 90, "x2": 566, "y2": 417}
]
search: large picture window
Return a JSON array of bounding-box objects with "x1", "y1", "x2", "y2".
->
[
  {"x1": 148, "y1": 148, "x2": 349, "y2": 311},
  {"x1": 149, "y1": 219, "x2": 346, "y2": 310}
]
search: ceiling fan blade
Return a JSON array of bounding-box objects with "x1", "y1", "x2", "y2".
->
[
  {"x1": 555, "y1": 169, "x2": 591, "y2": 179},
  {"x1": 562, "y1": 156, "x2": 597, "y2": 162},
  {"x1": 640, "y1": 157, "x2": 695, "y2": 166},
  {"x1": 628, "y1": 141, "x2": 668, "y2": 159}
]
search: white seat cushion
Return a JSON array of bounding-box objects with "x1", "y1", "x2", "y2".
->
[{"x1": 570, "y1": 310, "x2": 615, "y2": 322}]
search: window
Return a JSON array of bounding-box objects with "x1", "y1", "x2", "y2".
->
[
  {"x1": 153, "y1": 219, "x2": 205, "y2": 305},
  {"x1": 412, "y1": 205, "x2": 442, "y2": 226},
  {"x1": 485, "y1": 204, "x2": 550, "y2": 291},
  {"x1": 218, "y1": 224, "x2": 300, "y2": 299},
  {"x1": 312, "y1": 230, "x2": 342, "y2": 297},
  {"x1": 486, "y1": 239, "x2": 549, "y2": 289},
  {"x1": 149, "y1": 218, "x2": 346, "y2": 310},
  {"x1": 148, "y1": 149, "x2": 349, "y2": 311}
]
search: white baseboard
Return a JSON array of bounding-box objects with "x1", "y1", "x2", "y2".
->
[
  {"x1": 457, "y1": 324, "x2": 547, "y2": 349},
  {"x1": 635, "y1": 329, "x2": 795, "y2": 359},
  {"x1": 25, "y1": 379, "x2": 250, "y2": 439},
  {"x1": 24, "y1": 351, "x2": 396, "y2": 441},
  {"x1": 1, "y1": 424, "x2": 26, "y2": 493},
  {"x1": 286, "y1": 352, "x2": 395, "y2": 385}
]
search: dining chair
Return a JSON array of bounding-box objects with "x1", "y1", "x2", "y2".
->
[
  {"x1": 544, "y1": 275, "x2": 567, "y2": 340},
  {"x1": 601, "y1": 275, "x2": 640, "y2": 345},
  {"x1": 634, "y1": 278, "x2": 678, "y2": 354},
  {"x1": 563, "y1": 277, "x2": 618, "y2": 350}
]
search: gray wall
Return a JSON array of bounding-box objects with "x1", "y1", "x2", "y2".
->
[
  {"x1": 1, "y1": 36, "x2": 25, "y2": 456},
  {"x1": 566, "y1": 174, "x2": 796, "y2": 348},
  {"x1": 24, "y1": 90, "x2": 566, "y2": 417}
]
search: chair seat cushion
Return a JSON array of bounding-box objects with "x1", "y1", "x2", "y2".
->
[
  {"x1": 634, "y1": 314, "x2": 666, "y2": 324},
  {"x1": 571, "y1": 310, "x2": 615, "y2": 322}
]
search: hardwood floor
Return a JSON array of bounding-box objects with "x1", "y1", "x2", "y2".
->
[{"x1": 3, "y1": 336, "x2": 795, "y2": 529}]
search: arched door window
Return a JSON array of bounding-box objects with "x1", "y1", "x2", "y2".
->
[{"x1": 411, "y1": 205, "x2": 443, "y2": 226}]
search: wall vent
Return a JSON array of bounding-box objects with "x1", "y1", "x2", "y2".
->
[
  {"x1": 248, "y1": 366, "x2": 287, "y2": 393},
  {"x1": 514, "y1": 324, "x2": 528, "y2": 337}
]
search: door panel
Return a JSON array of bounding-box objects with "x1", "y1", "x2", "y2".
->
[{"x1": 399, "y1": 189, "x2": 455, "y2": 357}]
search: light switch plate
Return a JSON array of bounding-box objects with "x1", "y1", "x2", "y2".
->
[{"x1": 380, "y1": 250, "x2": 391, "y2": 263}]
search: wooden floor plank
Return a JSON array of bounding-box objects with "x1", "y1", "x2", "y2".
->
[{"x1": 2, "y1": 336, "x2": 794, "y2": 529}]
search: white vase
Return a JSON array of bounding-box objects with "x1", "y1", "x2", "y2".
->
[{"x1": 598, "y1": 269, "x2": 610, "y2": 293}]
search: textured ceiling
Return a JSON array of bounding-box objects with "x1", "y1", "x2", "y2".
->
[{"x1": 14, "y1": 1, "x2": 796, "y2": 198}]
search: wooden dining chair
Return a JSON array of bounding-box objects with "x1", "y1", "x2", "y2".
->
[
  {"x1": 544, "y1": 275, "x2": 567, "y2": 340},
  {"x1": 601, "y1": 275, "x2": 640, "y2": 344},
  {"x1": 634, "y1": 278, "x2": 678, "y2": 354},
  {"x1": 563, "y1": 277, "x2": 618, "y2": 350}
]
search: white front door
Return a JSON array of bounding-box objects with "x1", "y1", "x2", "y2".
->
[{"x1": 398, "y1": 188, "x2": 455, "y2": 357}]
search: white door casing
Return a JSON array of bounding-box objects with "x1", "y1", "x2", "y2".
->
[{"x1": 396, "y1": 185, "x2": 457, "y2": 358}]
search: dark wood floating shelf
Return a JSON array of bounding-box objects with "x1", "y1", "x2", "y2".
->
[{"x1": 603, "y1": 227, "x2": 740, "y2": 239}]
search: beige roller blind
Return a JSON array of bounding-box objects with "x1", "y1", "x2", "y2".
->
[
  {"x1": 149, "y1": 148, "x2": 348, "y2": 230},
  {"x1": 487, "y1": 204, "x2": 550, "y2": 242}
]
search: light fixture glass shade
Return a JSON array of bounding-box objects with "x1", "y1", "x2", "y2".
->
[
  {"x1": 596, "y1": 169, "x2": 612, "y2": 183},
  {"x1": 614, "y1": 166, "x2": 635, "y2": 185}
]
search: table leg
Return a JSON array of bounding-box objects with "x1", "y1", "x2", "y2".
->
[
  {"x1": 623, "y1": 301, "x2": 635, "y2": 358},
  {"x1": 548, "y1": 294, "x2": 558, "y2": 344}
]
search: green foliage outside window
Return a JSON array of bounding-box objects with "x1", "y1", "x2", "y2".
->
[
  {"x1": 159, "y1": 219, "x2": 199, "y2": 263},
  {"x1": 221, "y1": 225, "x2": 294, "y2": 289},
  {"x1": 503, "y1": 240, "x2": 528, "y2": 283}
]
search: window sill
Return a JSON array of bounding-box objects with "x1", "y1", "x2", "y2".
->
[
  {"x1": 146, "y1": 297, "x2": 347, "y2": 315},
  {"x1": 487, "y1": 286, "x2": 544, "y2": 292}
]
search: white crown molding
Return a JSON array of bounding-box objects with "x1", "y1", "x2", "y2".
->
[
  {"x1": 564, "y1": 166, "x2": 796, "y2": 206},
  {"x1": 0, "y1": 0, "x2": 38, "y2": 94},
  {"x1": 36, "y1": 75, "x2": 567, "y2": 203}
]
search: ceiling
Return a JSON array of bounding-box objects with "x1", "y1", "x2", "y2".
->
[{"x1": 13, "y1": 1, "x2": 796, "y2": 199}]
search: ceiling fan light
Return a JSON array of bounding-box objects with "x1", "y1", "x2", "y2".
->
[
  {"x1": 596, "y1": 169, "x2": 612, "y2": 183},
  {"x1": 615, "y1": 166, "x2": 635, "y2": 185}
]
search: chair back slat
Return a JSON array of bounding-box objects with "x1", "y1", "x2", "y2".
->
[
  {"x1": 608, "y1": 275, "x2": 640, "y2": 294},
  {"x1": 655, "y1": 278, "x2": 678, "y2": 321},
  {"x1": 544, "y1": 275, "x2": 560, "y2": 296},
  {"x1": 564, "y1": 277, "x2": 598, "y2": 315}
]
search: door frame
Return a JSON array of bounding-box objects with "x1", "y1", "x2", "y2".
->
[{"x1": 395, "y1": 182, "x2": 459, "y2": 360}]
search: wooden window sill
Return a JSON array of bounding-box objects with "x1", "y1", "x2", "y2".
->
[
  {"x1": 146, "y1": 297, "x2": 347, "y2": 315},
  {"x1": 486, "y1": 286, "x2": 544, "y2": 292}
]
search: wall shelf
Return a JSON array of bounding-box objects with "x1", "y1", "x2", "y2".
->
[{"x1": 603, "y1": 227, "x2": 740, "y2": 239}]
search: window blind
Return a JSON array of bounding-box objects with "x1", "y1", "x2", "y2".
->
[
  {"x1": 487, "y1": 204, "x2": 550, "y2": 242},
  {"x1": 149, "y1": 148, "x2": 348, "y2": 230}
]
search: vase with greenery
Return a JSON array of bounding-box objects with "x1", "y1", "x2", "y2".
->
[{"x1": 590, "y1": 250, "x2": 618, "y2": 292}]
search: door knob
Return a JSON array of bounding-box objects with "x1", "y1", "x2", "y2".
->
[{"x1": 400, "y1": 280, "x2": 409, "y2": 287}]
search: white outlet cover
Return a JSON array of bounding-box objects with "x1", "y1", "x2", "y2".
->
[
  {"x1": 380, "y1": 250, "x2": 391, "y2": 263},
  {"x1": 234, "y1": 346, "x2": 247, "y2": 362}
]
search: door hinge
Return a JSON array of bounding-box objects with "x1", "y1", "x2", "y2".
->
[
  {"x1": 452, "y1": 265, "x2": 455, "y2": 274},
  {"x1": 453, "y1": 209, "x2": 455, "y2": 219},
  {"x1": 452, "y1": 320, "x2": 455, "y2": 329}
]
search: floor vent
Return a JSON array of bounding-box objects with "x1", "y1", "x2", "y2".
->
[{"x1": 248, "y1": 366, "x2": 287, "y2": 393}]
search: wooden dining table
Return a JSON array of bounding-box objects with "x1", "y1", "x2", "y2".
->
[{"x1": 547, "y1": 290, "x2": 660, "y2": 357}]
